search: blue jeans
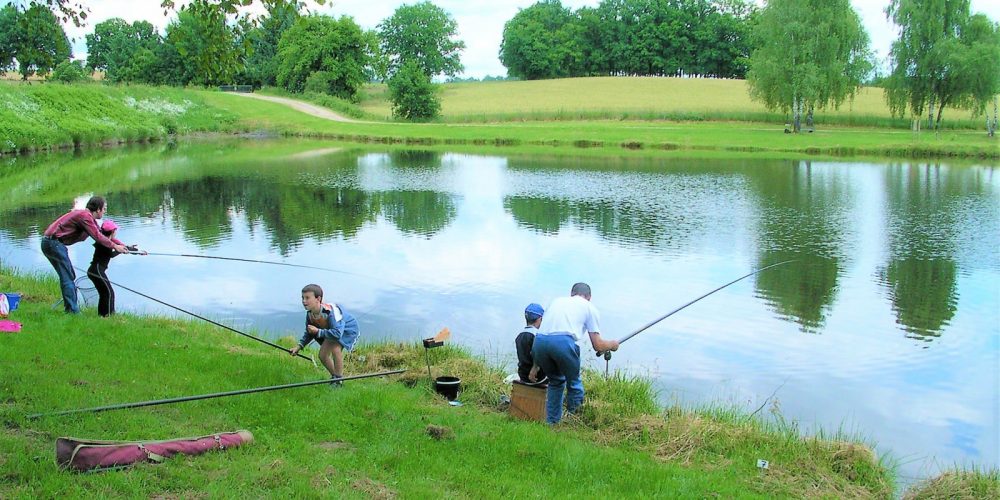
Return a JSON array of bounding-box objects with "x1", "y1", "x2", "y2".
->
[
  {"x1": 41, "y1": 237, "x2": 78, "y2": 313},
  {"x1": 531, "y1": 334, "x2": 583, "y2": 424}
]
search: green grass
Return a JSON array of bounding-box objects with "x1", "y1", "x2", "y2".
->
[
  {"x1": 1, "y1": 266, "x2": 899, "y2": 498},
  {"x1": 0, "y1": 81, "x2": 239, "y2": 155},
  {"x1": 902, "y1": 469, "x2": 1000, "y2": 499},
  {"x1": 197, "y1": 90, "x2": 1000, "y2": 160},
  {"x1": 2, "y1": 79, "x2": 997, "y2": 160}
]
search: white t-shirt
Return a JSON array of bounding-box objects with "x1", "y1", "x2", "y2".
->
[{"x1": 539, "y1": 295, "x2": 601, "y2": 343}]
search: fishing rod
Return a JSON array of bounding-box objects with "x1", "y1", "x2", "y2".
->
[
  {"x1": 72, "y1": 265, "x2": 315, "y2": 364},
  {"x1": 597, "y1": 260, "x2": 795, "y2": 361},
  {"x1": 128, "y1": 251, "x2": 368, "y2": 278},
  {"x1": 27, "y1": 369, "x2": 406, "y2": 419}
]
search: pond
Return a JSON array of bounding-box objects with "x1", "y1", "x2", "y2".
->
[{"x1": 1, "y1": 139, "x2": 997, "y2": 483}]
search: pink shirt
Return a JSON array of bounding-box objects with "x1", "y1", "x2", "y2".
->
[{"x1": 43, "y1": 210, "x2": 116, "y2": 249}]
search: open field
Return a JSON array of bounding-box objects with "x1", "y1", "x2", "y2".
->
[
  {"x1": 201, "y1": 90, "x2": 999, "y2": 160},
  {"x1": 359, "y1": 76, "x2": 991, "y2": 130}
]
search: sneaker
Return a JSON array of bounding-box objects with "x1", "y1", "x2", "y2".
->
[{"x1": 329, "y1": 375, "x2": 343, "y2": 389}]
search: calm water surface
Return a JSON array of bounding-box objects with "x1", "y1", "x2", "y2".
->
[{"x1": 1, "y1": 139, "x2": 997, "y2": 482}]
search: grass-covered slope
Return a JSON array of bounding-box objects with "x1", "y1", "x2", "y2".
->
[
  {"x1": 0, "y1": 82, "x2": 240, "y2": 155},
  {"x1": 0, "y1": 267, "x2": 896, "y2": 498}
]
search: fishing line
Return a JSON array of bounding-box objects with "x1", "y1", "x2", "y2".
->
[
  {"x1": 71, "y1": 265, "x2": 316, "y2": 364},
  {"x1": 27, "y1": 369, "x2": 407, "y2": 419},
  {"x1": 598, "y1": 260, "x2": 796, "y2": 361},
  {"x1": 130, "y1": 251, "x2": 370, "y2": 279}
]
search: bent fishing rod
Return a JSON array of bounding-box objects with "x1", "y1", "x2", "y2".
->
[
  {"x1": 597, "y1": 260, "x2": 795, "y2": 360},
  {"x1": 73, "y1": 265, "x2": 315, "y2": 364},
  {"x1": 28, "y1": 369, "x2": 406, "y2": 419},
  {"x1": 128, "y1": 251, "x2": 368, "y2": 278}
]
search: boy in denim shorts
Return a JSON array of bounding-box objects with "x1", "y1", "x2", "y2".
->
[{"x1": 290, "y1": 284, "x2": 360, "y2": 385}]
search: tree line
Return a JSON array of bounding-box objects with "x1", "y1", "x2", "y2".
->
[{"x1": 500, "y1": 0, "x2": 756, "y2": 80}]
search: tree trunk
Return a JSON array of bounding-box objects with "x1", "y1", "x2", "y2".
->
[
  {"x1": 991, "y1": 96, "x2": 998, "y2": 138},
  {"x1": 927, "y1": 97, "x2": 935, "y2": 131},
  {"x1": 793, "y1": 96, "x2": 801, "y2": 133},
  {"x1": 806, "y1": 106, "x2": 814, "y2": 132},
  {"x1": 935, "y1": 99, "x2": 946, "y2": 131}
]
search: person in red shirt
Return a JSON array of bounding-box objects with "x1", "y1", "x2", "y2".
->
[{"x1": 40, "y1": 196, "x2": 128, "y2": 313}]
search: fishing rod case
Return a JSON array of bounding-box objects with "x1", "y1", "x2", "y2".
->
[{"x1": 56, "y1": 430, "x2": 253, "y2": 472}]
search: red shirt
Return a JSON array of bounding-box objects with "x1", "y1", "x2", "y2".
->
[{"x1": 43, "y1": 210, "x2": 116, "y2": 249}]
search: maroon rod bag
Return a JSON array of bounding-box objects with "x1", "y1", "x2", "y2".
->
[{"x1": 56, "y1": 430, "x2": 253, "y2": 472}]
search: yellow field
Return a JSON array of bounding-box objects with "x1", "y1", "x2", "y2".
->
[{"x1": 359, "y1": 76, "x2": 898, "y2": 121}]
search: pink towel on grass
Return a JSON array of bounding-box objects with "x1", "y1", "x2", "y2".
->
[{"x1": 0, "y1": 320, "x2": 22, "y2": 332}]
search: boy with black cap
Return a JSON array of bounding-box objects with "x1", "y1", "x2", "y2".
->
[{"x1": 514, "y1": 302, "x2": 547, "y2": 384}]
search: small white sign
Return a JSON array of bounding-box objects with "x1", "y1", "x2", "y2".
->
[{"x1": 756, "y1": 459, "x2": 770, "y2": 469}]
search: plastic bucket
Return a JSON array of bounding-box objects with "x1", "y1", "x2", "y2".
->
[
  {"x1": 3, "y1": 293, "x2": 18, "y2": 311},
  {"x1": 434, "y1": 376, "x2": 461, "y2": 401}
]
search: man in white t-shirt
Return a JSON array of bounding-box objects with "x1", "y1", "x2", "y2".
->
[{"x1": 530, "y1": 282, "x2": 619, "y2": 424}]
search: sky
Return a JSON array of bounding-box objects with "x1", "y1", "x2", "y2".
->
[{"x1": 31, "y1": 0, "x2": 1000, "y2": 79}]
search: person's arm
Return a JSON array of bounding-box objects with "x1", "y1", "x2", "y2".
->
[
  {"x1": 588, "y1": 332, "x2": 619, "y2": 353},
  {"x1": 313, "y1": 308, "x2": 345, "y2": 338},
  {"x1": 290, "y1": 318, "x2": 314, "y2": 356}
]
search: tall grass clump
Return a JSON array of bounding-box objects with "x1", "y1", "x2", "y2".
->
[{"x1": 903, "y1": 468, "x2": 1000, "y2": 499}]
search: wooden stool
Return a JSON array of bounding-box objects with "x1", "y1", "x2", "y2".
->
[{"x1": 510, "y1": 380, "x2": 547, "y2": 422}]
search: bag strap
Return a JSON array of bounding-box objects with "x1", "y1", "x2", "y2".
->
[{"x1": 137, "y1": 443, "x2": 165, "y2": 463}]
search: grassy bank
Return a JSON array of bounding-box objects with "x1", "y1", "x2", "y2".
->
[
  {"x1": 1, "y1": 79, "x2": 996, "y2": 160},
  {"x1": 0, "y1": 81, "x2": 241, "y2": 155},
  {"x1": 0, "y1": 267, "x2": 902, "y2": 498}
]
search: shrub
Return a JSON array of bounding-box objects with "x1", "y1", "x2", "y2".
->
[
  {"x1": 48, "y1": 60, "x2": 88, "y2": 83},
  {"x1": 303, "y1": 71, "x2": 337, "y2": 96},
  {"x1": 387, "y1": 61, "x2": 440, "y2": 121}
]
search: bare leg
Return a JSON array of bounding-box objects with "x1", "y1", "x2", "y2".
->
[{"x1": 318, "y1": 340, "x2": 343, "y2": 377}]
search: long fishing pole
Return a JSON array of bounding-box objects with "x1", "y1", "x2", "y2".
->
[
  {"x1": 597, "y1": 260, "x2": 795, "y2": 360},
  {"x1": 128, "y1": 251, "x2": 367, "y2": 278},
  {"x1": 27, "y1": 369, "x2": 406, "y2": 419},
  {"x1": 73, "y1": 265, "x2": 315, "y2": 364}
]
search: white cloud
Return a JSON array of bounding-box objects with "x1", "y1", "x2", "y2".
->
[{"x1": 60, "y1": 0, "x2": 1000, "y2": 78}]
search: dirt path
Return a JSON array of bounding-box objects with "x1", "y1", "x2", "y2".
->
[{"x1": 233, "y1": 93, "x2": 358, "y2": 123}]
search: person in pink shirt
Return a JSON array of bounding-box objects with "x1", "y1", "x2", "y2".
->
[{"x1": 40, "y1": 196, "x2": 128, "y2": 313}]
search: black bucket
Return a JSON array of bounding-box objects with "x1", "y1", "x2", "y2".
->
[{"x1": 434, "y1": 376, "x2": 461, "y2": 401}]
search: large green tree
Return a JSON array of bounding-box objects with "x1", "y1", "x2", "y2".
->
[
  {"x1": 164, "y1": 0, "x2": 250, "y2": 86},
  {"x1": 274, "y1": 15, "x2": 368, "y2": 99},
  {"x1": 0, "y1": 4, "x2": 72, "y2": 80},
  {"x1": 377, "y1": 1, "x2": 465, "y2": 78},
  {"x1": 500, "y1": 0, "x2": 584, "y2": 80},
  {"x1": 886, "y1": 1, "x2": 1000, "y2": 132},
  {"x1": 960, "y1": 15, "x2": 1000, "y2": 136},
  {"x1": 0, "y1": 5, "x2": 19, "y2": 74},
  {"x1": 240, "y1": 0, "x2": 304, "y2": 87},
  {"x1": 747, "y1": 0, "x2": 872, "y2": 132},
  {"x1": 21, "y1": 0, "x2": 325, "y2": 27},
  {"x1": 85, "y1": 18, "x2": 161, "y2": 82}
]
